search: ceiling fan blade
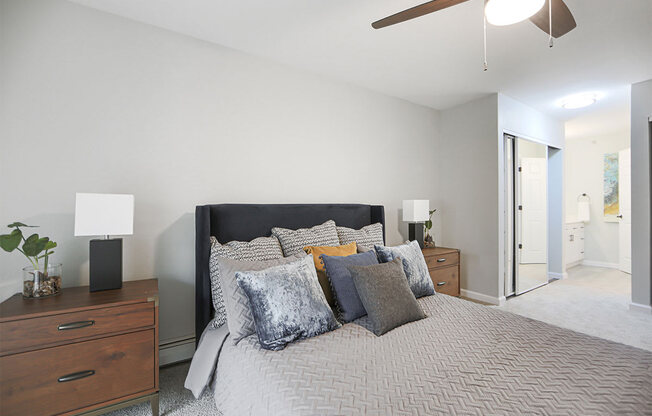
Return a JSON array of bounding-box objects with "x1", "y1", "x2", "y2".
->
[
  {"x1": 529, "y1": 0, "x2": 577, "y2": 38},
  {"x1": 372, "y1": 0, "x2": 470, "y2": 29}
]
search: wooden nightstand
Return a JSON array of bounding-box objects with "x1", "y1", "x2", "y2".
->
[
  {"x1": 422, "y1": 247, "x2": 460, "y2": 297},
  {"x1": 0, "y1": 279, "x2": 159, "y2": 416}
]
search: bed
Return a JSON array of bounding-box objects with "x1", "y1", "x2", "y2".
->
[{"x1": 189, "y1": 203, "x2": 652, "y2": 415}]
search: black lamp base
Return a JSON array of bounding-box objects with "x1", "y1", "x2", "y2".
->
[
  {"x1": 408, "y1": 223, "x2": 424, "y2": 249},
  {"x1": 89, "y1": 238, "x2": 123, "y2": 292}
]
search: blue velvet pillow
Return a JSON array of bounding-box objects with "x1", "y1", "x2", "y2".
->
[
  {"x1": 374, "y1": 241, "x2": 435, "y2": 298},
  {"x1": 320, "y1": 251, "x2": 379, "y2": 322},
  {"x1": 235, "y1": 255, "x2": 341, "y2": 351}
]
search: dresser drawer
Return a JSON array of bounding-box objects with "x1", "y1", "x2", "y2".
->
[
  {"x1": 0, "y1": 330, "x2": 155, "y2": 416},
  {"x1": 424, "y1": 251, "x2": 460, "y2": 269},
  {"x1": 429, "y1": 265, "x2": 460, "y2": 296},
  {"x1": 0, "y1": 302, "x2": 154, "y2": 355}
]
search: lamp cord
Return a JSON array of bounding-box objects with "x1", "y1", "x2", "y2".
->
[
  {"x1": 483, "y1": 13, "x2": 488, "y2": 71},
  {"x1": 548, "y1": 0, "x2": 554, "y2": 48}
]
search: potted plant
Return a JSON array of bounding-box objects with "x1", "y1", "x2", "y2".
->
[
  {"x1": 424, "y1": 209, "x2": 437, "y2": 248},
  {"x1": 0, "y1": 222, "x2": 61, "y2": 298}
]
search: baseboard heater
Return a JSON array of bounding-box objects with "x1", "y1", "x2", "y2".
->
[{"x1": 159, "y1": 336, "x2": 196, "y2": 366}]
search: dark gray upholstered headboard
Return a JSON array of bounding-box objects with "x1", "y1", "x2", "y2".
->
[{"x1": 195, "y1": 203, "x2": 385, "y2": 342}]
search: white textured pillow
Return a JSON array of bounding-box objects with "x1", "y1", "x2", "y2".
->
[
  {"x1": 271, "y1": 220, "x2": 339, "y2": 256},
  {"x1": 216, "y1": 254, "x2": 306, "y2": 342},
  {"x1": 209, "y1": 236, "x2": 283, "y2": 328},
  {"x1": 337, "y1": 223, "x2": 384, "y2": 248}
]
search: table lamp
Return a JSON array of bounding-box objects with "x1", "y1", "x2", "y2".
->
[
  {"x1": 402, "y1": 200, "x2": 429, "y2": 249},
  {"x1": 74, "y1": 193, "x2": 134, "y2": 292}
]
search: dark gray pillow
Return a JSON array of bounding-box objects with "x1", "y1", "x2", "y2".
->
[
  {"x1": 236, "y1": 255, "x2": 341, "y2": 350},
  {"x1": 374, "y1": 241, "x2": 435, "y2": 298},
  {"x1": 349, "y1": 258, "x2": 426, "y2": 336},
  {"x1": 320, "y1": 251, "x2": 379, "y2": 322}
]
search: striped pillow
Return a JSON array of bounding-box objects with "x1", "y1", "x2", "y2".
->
[
  {"x1": 337, "y1": 223, "x2": 384, "y2": 248},
  {"x1": 271, "y1": 220, "x2": 339, "y2": 256},
  {"x1": 208, "y1": 236, "x2": 283, "y2": 328}
]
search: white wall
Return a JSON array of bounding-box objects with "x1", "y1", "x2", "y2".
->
[
  {"x1": 564, "y1": 133, "x2": 630, "y2": 266},
  {"x1": 0, "y1": 0, "x2": 440, "y2": 343},
  {"x1": 630, "y1": 80, "x2": 652, "y2": 307},
  {"x1": 439, "y1": 94, "x2": 500, "y2": 299}
]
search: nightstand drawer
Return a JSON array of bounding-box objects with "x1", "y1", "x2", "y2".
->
[
  {"x1": 429, "y1": 265, "x2": 460, "y2": 296},
  {"x1": 0, "y1": 329, "x2": 155, "y2": 416},
  {"x1": 0, "y1": 302, "x2": 154, "y2": 355},
  {"x1": 424, "y1": 251, "x2": 460, "y2": 269}
]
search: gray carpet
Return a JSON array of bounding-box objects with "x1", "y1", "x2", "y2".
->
[
  {"x1": 495, "y1": 265, "x2": 652, "y2": 352},
  {"x1": 104, "y1": 362, "x2": 219, "y2": 416}
]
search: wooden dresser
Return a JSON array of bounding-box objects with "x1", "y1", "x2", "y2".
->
[
  {"x1": 422, "y1": 247, "x2": 460, "y2": 297},
  {"x1": 0, "y1": 279, "x2": 159, "y2": 416}
]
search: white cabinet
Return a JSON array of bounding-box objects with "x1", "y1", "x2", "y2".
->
[{"x1": 564, "y1": 222, "x2": 584, "y2": 268}]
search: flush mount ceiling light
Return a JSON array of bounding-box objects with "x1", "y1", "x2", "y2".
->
[
  {"x1": 485, "y1": 0, "x2": 545, "y2": 26},
  {"x1": 559, "y1": 93, "x2": 599, "y2": 109}
]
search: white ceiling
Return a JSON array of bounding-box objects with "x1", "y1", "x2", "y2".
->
[{"x1": 70, "y1": 0, "x2": 652, "y2": 124}]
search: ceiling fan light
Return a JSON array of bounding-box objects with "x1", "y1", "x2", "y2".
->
[
  {"x1": 485, "y1": 0, "x2": 545, "y2": 26},
  {"x1": 559, "y1": 93, "x2": 599, "y2": 109}
]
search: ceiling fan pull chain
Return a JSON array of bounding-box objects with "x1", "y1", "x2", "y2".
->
[
  {"x1": 483, "y1": 14, "x2": 488, "y2": 71},
  {"x1": 548, "y1": 0, "x2": 554, "y2": 47}
]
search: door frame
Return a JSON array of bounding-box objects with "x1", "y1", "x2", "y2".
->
[{"x1": 504, "y1": 134, "x2": 551, "y2": 297}]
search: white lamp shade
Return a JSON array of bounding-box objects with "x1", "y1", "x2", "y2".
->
[
  {"x1": 402, "y1": 200, "x2": 429, "y2": 222},
  {"x1": 74, "y1": 193, "x2": 134, "y2": 237}
]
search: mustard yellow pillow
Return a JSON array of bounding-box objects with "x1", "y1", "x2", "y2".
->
[{"x1": 304, "y1": 242, "x2": 357, "y2": 307}]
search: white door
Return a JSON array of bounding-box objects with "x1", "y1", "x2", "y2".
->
[
  {"x1": 618, "y1": 148, "x2": 631, "y2": 274},
  {"x1": 520, "y1": 157, "x2": 548, "y2": 264}
]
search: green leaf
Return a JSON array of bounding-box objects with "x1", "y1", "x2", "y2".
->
[
  {"x1": 424, "y1": 220, "x2": 432, "y2": 230},
  {"x1": 0, "y1": 229, "x2": 22, "y2": 252},
  {"x1": 45, "y1": 241, "x2": 57, "y2": 250},
  {"x1": 7, "y1": 222, "x2": 37, "y2": 228},
  {"x1": 23, "y1": 235, "x2": 49, "y2": 257}
]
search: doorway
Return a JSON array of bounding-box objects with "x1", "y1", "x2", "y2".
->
[{"x1": 505, "y1": 135, "x2": 549, "y2": 296}]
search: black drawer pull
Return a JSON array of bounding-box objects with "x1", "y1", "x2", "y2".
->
[
  {"x1": 58, "y1": 320, "x2": 95, "y2": 331},
  {"x1": 437, "y1": 258, "x2": 447, "y2": 263},
  {"x1": 437, "y1": 281, "x2": 447, "y2": 286},
  {"x1": 58, "y1": 370, "x2": 95, "y2": 383}
]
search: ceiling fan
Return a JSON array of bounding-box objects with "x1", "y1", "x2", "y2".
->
[{"x1": 372, "y1": 0, "x2": 577, "y2": 69}]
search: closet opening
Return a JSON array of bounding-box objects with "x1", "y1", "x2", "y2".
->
[{"x1": 505, "y1": 134, "x2": 550, "y2": 297}]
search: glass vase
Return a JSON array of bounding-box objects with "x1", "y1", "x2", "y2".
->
[{"x1": 23, "y1": 263, "x2": 62, "y2": 298}]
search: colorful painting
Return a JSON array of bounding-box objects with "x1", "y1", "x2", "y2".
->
[{"x1": 603, "y1": 153, "x2": 619, "y2": 218}]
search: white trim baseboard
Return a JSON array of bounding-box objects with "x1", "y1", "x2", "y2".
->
[
  {"x1": 548, "y1": 272, "x2": 567, "y2": 280},
  {"x1": 581, "y1": 260, "x2": 619, "y2": 269},
  {"x1": 460, "y1": 289, "x2": 506, "y2": 306},
  {"x1": 159, "y1": 336, "x2": 195, "y2": 366},
  {"x1": 629, "y1": 302, "x2": 652, "y2": 314}
]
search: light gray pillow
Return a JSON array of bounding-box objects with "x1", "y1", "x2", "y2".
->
[
  {"x1": 375, "y1": 241, "x2": 435, "y2": 298},
  {"x1": 209, "y1": 236, "x2": 284, "y2": 328},
  {"x1": 349, "y1": 257, "x2": 426, "y2": 336},
  {"x1": 216, "y1": 254, "x2": 306, "y2": 343},
  {"x1": 271, "y1": 220, "x2": 339, "y2": 256},
  {"x1": 337, "y1": 223, "x2": 384, "y2": 249},
  {"x1": 236, "y1": 255, "x2": 341, "y2": 351}
]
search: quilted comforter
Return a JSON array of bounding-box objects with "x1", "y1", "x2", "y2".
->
[{"x1": 212, "y1": 294, "x2": 652, "y2": 415}]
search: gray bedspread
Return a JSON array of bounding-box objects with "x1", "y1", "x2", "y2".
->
[{"x1": 212, "y1": 294, "x2": 652, "y2": 415}]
